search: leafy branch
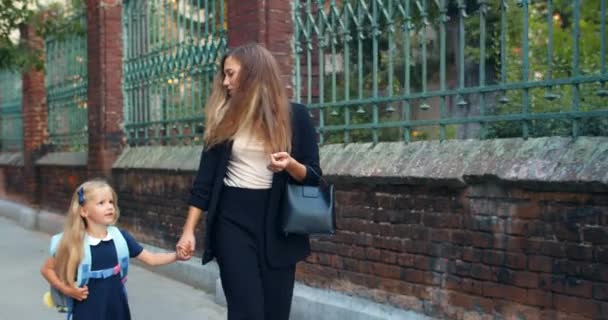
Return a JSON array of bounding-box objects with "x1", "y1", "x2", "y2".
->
[{"x1": 0, "y1": 0, "x2": 84, "y2": 71}]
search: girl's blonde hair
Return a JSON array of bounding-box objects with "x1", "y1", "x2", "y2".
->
[
  {"x1": 53, "y1": 179, "x2": 120, "y2": 287},
  {"x1": 203, "y1": 42, "x2": 292, "y2": 152}
]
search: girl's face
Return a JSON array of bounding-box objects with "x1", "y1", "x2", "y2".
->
[
  {"x1": 80, "y1": 187, "x2": 116, "y2": 227},
  {"x1": 222, "y1": 56, "x2": 241, "y2": 96}
]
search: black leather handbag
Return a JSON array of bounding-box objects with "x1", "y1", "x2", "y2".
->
[{"x1": 281, "y1": 168, "x2": 335, "y2": 235}]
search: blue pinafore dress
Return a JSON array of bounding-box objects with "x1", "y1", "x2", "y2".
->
[{"x1": 71, "y1": 230, "x2": 143, "y2": 320}]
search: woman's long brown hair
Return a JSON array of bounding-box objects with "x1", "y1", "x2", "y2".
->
[{"x1": 203, "y1": 43, "x2": 291, "y2": 152}]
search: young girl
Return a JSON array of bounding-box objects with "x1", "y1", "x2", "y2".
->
[{"x1": 41, "y1": 179, "x2": 181, "y2": 320}]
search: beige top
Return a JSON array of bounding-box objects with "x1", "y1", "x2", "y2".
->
[{"x1": 223, "y1": 133, "x2": 273, "y2": 189}]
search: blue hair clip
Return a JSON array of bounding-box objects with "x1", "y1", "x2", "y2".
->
[{"x1": 77, "y1": 187, "x2": 85, "y2": 206}]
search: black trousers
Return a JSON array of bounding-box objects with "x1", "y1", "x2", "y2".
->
[{"x1": 213, "y1": 186, "x2": 296, "y2": 320}]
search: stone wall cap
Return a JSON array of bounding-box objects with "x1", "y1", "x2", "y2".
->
[
  {"x1": 113, "y1": 146, "x2": 201, "y2": 171},
  {"x1": 0, "y1": 152, "x2": 24, "y2": 166},
  {"x1": 110, "y1": 137, "x2": 608, "y2": 191},
  {"x1": 36, "y1": 152, "x2": 87, "y2": 167},
  {"x1": 320, "y1": 137, "x2": 608, "y2": 191}
]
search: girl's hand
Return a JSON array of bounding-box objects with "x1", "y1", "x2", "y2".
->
[
  {"x1": 176, "y1": 251, "x2": 190, "y2": 261},
  {"x1": 136, "y1": 250, "x2": 181, "y2": 266},
  {"x1": 268, "y1": 152, "x2": 292, "y2": 173},
  {"x1": 64, "y1": 285, "x2": 89, "y2": 301}
]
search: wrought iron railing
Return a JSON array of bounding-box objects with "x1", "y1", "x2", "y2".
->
[
  {"x1": 0, "y1": 70, "x2": 23, "y2": 151},
  {"x1": 122, "y1": 0, "x2": 227, "y2": 146},
  {"x1": 45, "y1": 13, "x2": 88, "y2": 151},
  {"x1": 293, "y1": 0, "x2": 608, "y2": 144}
]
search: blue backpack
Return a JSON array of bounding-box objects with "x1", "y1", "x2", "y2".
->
[{"x1": 44, "y1": 226, "x2": 130, "y2": 318}]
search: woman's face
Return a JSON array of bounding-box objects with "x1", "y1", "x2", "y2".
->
[{"x1": 222, "y1": 56, "x2": 241, "y2": 96}]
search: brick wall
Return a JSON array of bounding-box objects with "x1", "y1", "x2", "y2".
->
[
  {"x1": 227, "y1": 0, "x2": 293, "y2": 92},
  {"x1": 108, "y1": 170, "x2": 608, "y2": 320},
  {"x1": 37, "y1": 166, "x2": 87, "y2": 213},
  {"x1": 0, "y1": 166, "x2": 26, "y2": 200},
  {"x1": 112, "y1": 169, "x2": 204, "y2": 250},
  {"x1": 296, "y1": 183, "x2": 608, "y2": 319},
  {"x1": 109, "y1": 137, "x2": 608, "y2": 320}
]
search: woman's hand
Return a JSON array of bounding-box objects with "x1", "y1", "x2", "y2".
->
[
  {"x1": 269, "y1": 152, "x2": 307, "y2": 182},
  {"x1": 176, "y1": 232, "x2": 195, "y2": 260},
  {"x1": 268, "y1": 152, "x2": 292, "y2": 172}
]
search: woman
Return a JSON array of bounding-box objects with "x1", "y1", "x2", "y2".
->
[{"x1": 176, "y1": 42, "x2": 321, "y2": 320}]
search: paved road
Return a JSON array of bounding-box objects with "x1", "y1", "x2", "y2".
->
[{"x1": 0, "y1": 216, "x2": 226, "y2": 320}]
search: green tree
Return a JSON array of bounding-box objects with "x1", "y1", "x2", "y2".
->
[
  {"x1": 0, "y1": 0, "x2": 84, "y2": 71},
  {"x1": 0, "y1": 0, "x2": 35, "y2": 70}
]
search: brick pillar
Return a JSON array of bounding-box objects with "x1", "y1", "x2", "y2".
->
[
  {"x1": 21, "y1": 24, "x2": 48, "y2": 203},
  {"x1": 227, "y1": 0, "x2": 294, "y2": 96},
  {"x1": 86, "y1": 0, "x2": 124, "y2": 178}
]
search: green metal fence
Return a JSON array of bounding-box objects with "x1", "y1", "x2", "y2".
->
[
  {"x1": 123, "y1": 0, "x2": 227, "y2": 146},
  {"x1": 45, "y1": 13, "x2": 88, "y2": 151},
  {"x1": 293, "y1": 0, "x2": 608, "y2": 144},
  {"x1": 0, "y1": 70, "x2": 23, "y2": 151}
]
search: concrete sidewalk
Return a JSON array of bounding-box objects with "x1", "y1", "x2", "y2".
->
[
  {"x1": 0, "y1": 198, "x2": 433, "y2": 320},
  {"x1": 0, "y1": 215, "x2": 227, "y2": 320}
]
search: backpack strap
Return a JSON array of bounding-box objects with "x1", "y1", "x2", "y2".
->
[
  {"x1": 49, "y1": 233, "x2": 63, "y2": 256},
  {"x1": 107, "y1": 226, "x2": 130, "y2": 281},
  {"x1": 77, "y1": 236, "x2": 92, "y2": 287},
  {"x1": 49, "y1": 232, "x2": 92, "y2": 287},
  {"x1": 48, "y1": 232, "x2": 89, "y2": 319}
]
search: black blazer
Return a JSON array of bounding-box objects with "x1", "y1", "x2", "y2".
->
[{"x1": 188, "y1": 103, "x2": 321, "y2": 268}]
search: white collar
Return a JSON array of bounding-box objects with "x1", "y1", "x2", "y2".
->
[{"x1": 86, "y1": 232, "x2": 113, "y2": 246}]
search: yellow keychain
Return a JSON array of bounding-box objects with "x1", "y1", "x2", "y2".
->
[{"x1": 43, "y1": 291, "x2": 55, "y2": 308}]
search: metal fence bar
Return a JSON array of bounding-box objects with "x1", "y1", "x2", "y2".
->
[
  {"x1": 0, "y1": 70, "x2": 23, "y2": 151},
  {"x1": 343, "y1": 2, "x2": 352, "y2": 144},
  {"x1": 601, "y1": 0, "x2": 607, "y2": 97},
  {"x1": 402, "y1": 0, "x2": 411, "y2": 142},
  {"x1": 499, "y1": 0, "x2": 508, "y2": 106},
  {"x1": 293, "y1": 0, "x2": 608, "y2": 144},
  {"x1": 370, "y1": 0, "x2": 378, "y2": 144},
  {"x1": 521, "y1": 0, "x2": 530, "y2": 138},
  {"x1": 571, "y1": 0, "x2": 580, "y2": 138},
  {"x1": 456, "y1": 0, "x2": 467, "y2": 109},
  {"x1": 544, "y1": 0, "x2": 556, "y2": 101},
  {"x1": 122, "y1": 0, "x2": 227, "y2": 146},
  {"x1": 317, "y1": 0, "x2": 326, "y2": 144},
  {"x1": 45, "y1": 12, "x2": 88, "y2": 151},
  {"x1": 478, "y1": 0, "x2": 488, "y2": 139},
  {"x1": 438, "y1": 0, "x2": 447, "y2": 140}
]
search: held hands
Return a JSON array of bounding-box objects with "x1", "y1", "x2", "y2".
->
[
  {"x1": 64, "y1": 285, "x2": 89, "y2": 301},
  {"x1": 176, "y1": 232, "x2": 196, "y2": 261},
  {"x1": 268, "y1": 152, "x2": 293, "y2": 173}
]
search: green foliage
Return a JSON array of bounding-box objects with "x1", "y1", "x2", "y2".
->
[
  {"x1": 484, "y1": 0, "x2": 608, "y2": 138},
  {"x1": 0, "y1": 0, "x2": 35, "y2": 70},
  {"x1": 0, "y1": 0, "x2": 84, "y2": 71},
  {"x1": 34, "y1": 0, "x2": 86, "y2": 40}
]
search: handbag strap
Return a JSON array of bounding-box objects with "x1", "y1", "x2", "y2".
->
[{"x1": 307, "y1": 166, "x2": 330, "y2": 188}]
